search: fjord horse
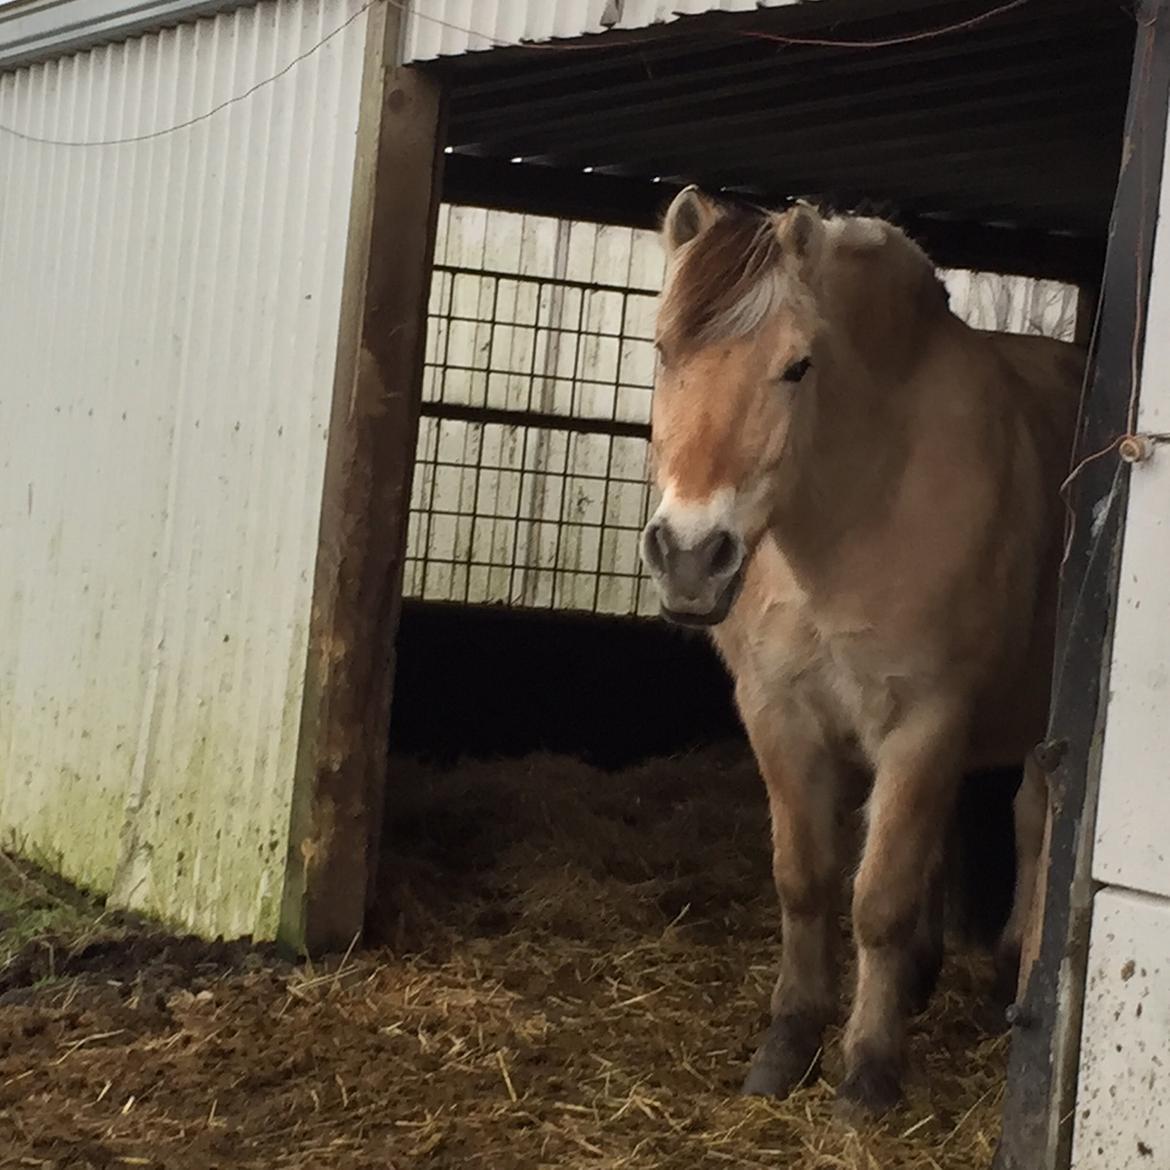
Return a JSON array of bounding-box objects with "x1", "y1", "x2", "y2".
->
[{"x1": 640, "y1": 188, "x2": 1082, "y2": 1116}]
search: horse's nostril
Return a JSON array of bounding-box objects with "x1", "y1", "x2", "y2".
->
[
  {"x1": 709, "y1": 530, "x2": 739, "y2": 576},
  {"x1": 642, "y1": 520, "x2": 674, "y2": 574},
  {"x1": 655, "y1": 523, "x2": 674, "y2": 563}
]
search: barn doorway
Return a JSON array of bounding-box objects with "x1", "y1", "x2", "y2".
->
[
  {"x1": 366, "y1": 187, "x2": 1087, "y2": 1163},
  {"x1": 353, "y1": 3, "x2": 1148, "y2": 1167}
]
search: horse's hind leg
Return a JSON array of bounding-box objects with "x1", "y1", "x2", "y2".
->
[
  {"x1": 995, "y1": 751, "x2": 1047, "y2": 1006},
  {"x1": 907, "y1": 855, "x2": 945, "y2": 1016},
  {"x1": 839, "y1": 701, "x2": 965, "y2": 1118},
  {"x1": 739, "y1": 702, "x2": 844, "y2": 1100}
]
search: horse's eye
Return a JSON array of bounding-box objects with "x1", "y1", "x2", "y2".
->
[{"x1": 780, "y1": 357, "x2": 812, "y2": 384}]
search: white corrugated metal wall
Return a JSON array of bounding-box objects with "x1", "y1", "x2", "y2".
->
[
  {"x1": 405, "y1": 203, "x2": 1080, "y2": 618},
  {"x1": 0, "y1": 0, "x2": 368, "y2": 939}
]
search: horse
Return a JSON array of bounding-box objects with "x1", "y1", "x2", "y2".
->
[{"x1": 639, "y1": 186, "x2": 1082, "y2": 1116}]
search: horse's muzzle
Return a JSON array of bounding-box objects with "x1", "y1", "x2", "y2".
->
[
  {"x1": 641, "y1": 519, "x2": 745, "y2": 627},
  {"x1": 659, "y1": 568, "x2": 743, "y2": 628}
]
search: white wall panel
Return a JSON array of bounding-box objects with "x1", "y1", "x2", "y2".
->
[
  {"x1": 0, "y1": 0, "x2": 368, "y2": 939},
  {"x1": 1072, "y1": 889, "x2": 1170, "y2": 1170}
]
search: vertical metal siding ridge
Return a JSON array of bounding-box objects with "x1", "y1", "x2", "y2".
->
[
  {"x1": 404, "y1": 0, "x2": 816, "y2": 63},
  {"x1": 0, "y1": 0, "x2": 369, "y2": 940}
]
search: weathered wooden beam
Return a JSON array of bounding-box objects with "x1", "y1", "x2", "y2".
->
[
  {"x1": 280, "y1": 1, "x2": 445, "y2": 954},
  {"x1": 994, "y1": 4, "x2": 1170, "y2": 1167}
]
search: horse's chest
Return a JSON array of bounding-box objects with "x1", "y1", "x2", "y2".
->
[
  {"x1": 814, "y1": 636, "x2": 904, "y2": 748},
  {"x1": 723, "y1": 607, "x2": 902, "y2": 753},
  {"x1": 716, "y1": 536, "x2": 921, "y2": 752}
]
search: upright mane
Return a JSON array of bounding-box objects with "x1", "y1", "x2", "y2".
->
[
  {"x1": 828, "y1": 214, "x2": 948, "y2": 311},
  {"x1": 657, "y1": 202, "x2": 947, "y2": 357}
]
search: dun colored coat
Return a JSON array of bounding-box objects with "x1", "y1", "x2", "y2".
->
[{"x1": 640, "y1": 187, "x2": 1082, "y2": 1115}]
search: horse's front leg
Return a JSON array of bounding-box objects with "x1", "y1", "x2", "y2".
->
[
  {"x1": 740, "y1": 701, "x2": 845, "y2": 1099},
  {"x1": 839, "y1": 699, "x2": 966, "y2": 1118}
]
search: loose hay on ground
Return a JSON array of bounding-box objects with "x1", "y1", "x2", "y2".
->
[{"x1": 0, "y1": 748, "x2": 1006, "y2": 1169}]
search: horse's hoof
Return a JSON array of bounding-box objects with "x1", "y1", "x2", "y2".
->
[
  {"x1": 742, "y1": 1014, "x2": 822, "y2": 1099},
  {"x1": 835, "y1": 1055, "x2": 902, "y2": 1120}
]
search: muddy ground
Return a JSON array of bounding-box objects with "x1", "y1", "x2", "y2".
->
[{"x1": 0, "y1": 748, "x2": 1006, "y2": 1169}]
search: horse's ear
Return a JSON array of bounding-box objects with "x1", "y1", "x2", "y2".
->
[
  {"x1": 662, "y1": 186, "x2": 720, "y2": 254},
  {"x1": 776, "y1": 201, "x2": 826, "y2": 269}
]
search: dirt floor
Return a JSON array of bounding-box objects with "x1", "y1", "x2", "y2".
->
[{"x1": 0, "y1": 747, "x2": 1007, "y2": 1169}]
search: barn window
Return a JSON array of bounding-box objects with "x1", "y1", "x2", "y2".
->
[{"x1": 404, "y1": 206, "x2": 664, "y2": 617}]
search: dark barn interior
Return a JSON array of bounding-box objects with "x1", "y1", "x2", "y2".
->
[
  {"x1": 389, "y1": 599, "x2": 740, "y2": 768},
  {"x1": 388, "y1": 600, "x2": 1022, "y2": 944},
  {"x1": 384, "y1": 0, "x2": 1137, "y2": 949}
]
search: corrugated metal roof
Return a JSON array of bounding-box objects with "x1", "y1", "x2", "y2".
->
[
  {"x1": 0, "y1": 0, "x2": 369, "y2": 940},
  {"x1": 403, "y1": 0, "x2": 817, "y2": 63}
]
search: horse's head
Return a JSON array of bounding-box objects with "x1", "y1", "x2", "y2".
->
[{"x1": 641, "y1": 187, "x2": 828, "y2": 626}]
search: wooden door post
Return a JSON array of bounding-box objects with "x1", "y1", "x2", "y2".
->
[{"x1": 281, "y1": 0, "x2": 445, "y2": 954}]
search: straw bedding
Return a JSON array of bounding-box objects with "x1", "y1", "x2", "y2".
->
[{"x1": 0, "y1": 746, "x2": 1006, "y2": 1168}]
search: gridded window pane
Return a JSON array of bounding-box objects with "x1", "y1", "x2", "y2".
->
[
  {"x1": 619, "y1": 339, "x2": 657, "y2": 394},
  {"x1": 405, "y1": 415, "x2": 661, "y2": 612},
  {"x1": 406, "y1": 253, "x2": 663, "y2": 615}
]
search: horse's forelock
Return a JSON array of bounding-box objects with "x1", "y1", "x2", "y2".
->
[{"x1": 658, "y1": 213, "x2": 787, "y2": 354}]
